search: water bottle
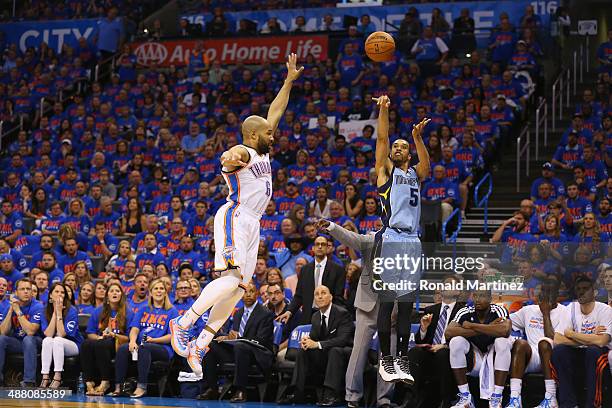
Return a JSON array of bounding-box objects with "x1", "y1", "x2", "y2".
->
[{"x1": 77, "y1": 373, "x2": 84, "y2": 394}]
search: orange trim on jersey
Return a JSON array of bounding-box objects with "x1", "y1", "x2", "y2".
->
[{"x1": 594, "y1": 354, "x2": 609, "y2": 407}]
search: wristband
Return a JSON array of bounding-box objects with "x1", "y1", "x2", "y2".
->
[{"x1": 16, "y1": 312, "x2": 23, "y2": 317}]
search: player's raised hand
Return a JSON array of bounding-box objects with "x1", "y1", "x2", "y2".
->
[
  {"x1": 221, "y1": 151, "x2": 247, "y2": 168},
  {"x1": 372, "y1": 95, "x2": 390, "y2": 110},
  {"x1": 412, "y1": 118, "x2": 430, "y2": 139},
  {"x1": 286, "y1": 53, "x2": 304, "y2": 82},
  {"x1": 316, "y1": 219, "x2": 331, "y2": 231}
]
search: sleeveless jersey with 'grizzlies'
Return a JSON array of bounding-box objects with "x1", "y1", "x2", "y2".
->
[{"x1": 378, "y1": 166, "x2": 421, "y2": 233}]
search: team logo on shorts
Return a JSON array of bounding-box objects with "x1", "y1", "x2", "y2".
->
[{"x1": 222, "y1": 246, "x2": 238, "y2": 260}]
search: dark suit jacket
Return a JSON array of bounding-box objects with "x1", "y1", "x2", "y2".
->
[
  {"x1": 309, "y1": 304, "x2": 354, "y2": 350},
  {"x1": 288, "y1": 258, "x2": 346, "y2": 325},
  {"x1": 231, "y1": 302, "x2": 275, "y2": 353},
  {"x1": 415, "y1": 302, "x2": 466, "y2": 345}
]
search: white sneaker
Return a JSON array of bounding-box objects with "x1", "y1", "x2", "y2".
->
[
  {"x1": 394, "y1": 356, "x2": 414, "y2": 384},
  {"x1": 378, "y1": 355, "x2": 399, "y2": 382},
  {"x1": 489, "y1": 393, "x2": 503, "y2": 408},
  {"x1": 533, "y1": 396, "x2": 558, "y2": 408},
  {"x1": 451, "y1": 392, "x2": 475, "y2": 408},
  {"x1": 170, "y1": 317, "x2": 191, "y2": 358},
  {"x1": 505, "y1": 396, "x2": 522, "y2": 407},
  {"x1": 186, "y1": 340, "x2": 208, "y2": 377}
]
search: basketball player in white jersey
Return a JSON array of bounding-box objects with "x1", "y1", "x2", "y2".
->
[
  {"x1": 373, "y1": 95, "x2": 430, "y2": 383},
  {"x1": 170, "y1": 54, "x2": 303, "y2": 375},
  {"x1": 504, "y1": 278, "x2": 565, "y2": 408}
]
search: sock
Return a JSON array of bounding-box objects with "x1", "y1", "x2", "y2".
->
[
  {"x1": 494, "y1": 385, "x2": 504, "y2": 395},
  {"x1": 178, "y1": 275, "x2": 240, "y2": 328},
  {"x1": 458, "y1": 384, "x2": 469, "y2": 394},
  {"x1": 544, "y1": 379, "x2": 556, "y2": 398},
  {"x1": 195, "y1": 287, "x2": 243, "y2": 349},
  {"x1": 510, "y1": 378, "x2": 522, "y2": 397}
]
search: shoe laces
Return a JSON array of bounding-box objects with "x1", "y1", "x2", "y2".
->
[
  {"x1": 489, "y1": 394, "x2": 502, "y2": 407},
  {"x1": 397, "y1": 356, "x2": 410, "y2": 373},
  {"x1": 174, "y1": 320, "x2": 190, "y2": 342},
  {"x1": 456, "y1": 392, "x2": 471, "y2": 403},
  {"x1": 537, "y1": 398, "x2": 552, "y2": 408},
  {"x1": 381, "y1": 356, "x2": 396, "y2": 372},
  {"x1": 507, "y1": 396, "x2": 521, "y2": 407}
]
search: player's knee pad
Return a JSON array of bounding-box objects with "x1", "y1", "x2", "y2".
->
[
  {"x1": 494, "y1": 337, "x2": 511, "y2": 352},
  {"x1": 449, "y1": 336, "x2": 469, "y2": 352},
  {"x1": 449, "y1": 336, "x2": 470, "y2": 368}
]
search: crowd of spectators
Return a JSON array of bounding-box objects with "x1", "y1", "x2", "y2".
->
[
  {"x1": 3, "y1": 0, "x2": 164, "y2": 25},
  {"x1": 0, "y1": 3, "x2": 609, "y2": 406}
]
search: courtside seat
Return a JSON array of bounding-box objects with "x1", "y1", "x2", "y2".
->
[
  {"x1": 275, "y1": 324, "x2": 311, "y2": 402},
  {"x1": 218, "y1": 321, "x2": 285, "y2": 402}
]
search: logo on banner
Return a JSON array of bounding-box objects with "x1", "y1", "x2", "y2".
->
[
  {"x1": 134, "y1": 42, "x2": 168, "y2": 66},
  {"x1": 130, "y1": 35, "x2": 329, "y2": 66}
]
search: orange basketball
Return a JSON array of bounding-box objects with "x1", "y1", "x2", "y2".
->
[{"x1": 365, "y1": 31, "x2": 395, "y2": 62}]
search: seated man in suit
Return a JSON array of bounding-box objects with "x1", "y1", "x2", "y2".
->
[
  {"x1": 197, "y1": 282, "x2": 275, "y2": 403},
  {"x1": 277, "y1": 236, "x2": 346, "y2": 326},
  {"x1": 279, "y1": 285, "x2": 354, "y2": 406},
  {"x1": 266, "y1": 282, "x2": 301, "y2": 361},
  {"x1": 409, "y1": 275, "x2": 465, "y2": 408}
]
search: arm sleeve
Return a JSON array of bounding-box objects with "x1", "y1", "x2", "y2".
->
[
  {"x1": 327, "y1": 222, "x2": 370, "y2": 251},
  {"x1": 435, "y1": 37, "x2": 449, "y2": 54},
  {"x1": 86, "y1": 309, "x2": 99, "y2": 334}
]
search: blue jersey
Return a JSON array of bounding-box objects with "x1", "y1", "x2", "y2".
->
[
  {"x1": 41, "y1": 306, "x2": 83, "y2": 346},
  {"x1": 86, "y1": 306, "x2": 134, "y2": 336},
  {"x1": 378, "y1": 166, "x2": 420, "y2": 233},
  {"x1": 130, "y1": 305, "x2": 179, "y2": 358}
]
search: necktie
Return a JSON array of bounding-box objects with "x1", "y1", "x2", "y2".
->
[
  {"x1": 433, "y1": 305, "x2": 449, "y2": 345},
  {"x1": 239, "y1": 309, "x2": 250, "y2": 337},
  {"x1": 320, "y1": 314, "x2": 327, "y2": 340},
  {"x1": 313, "y1": 264, "x2": 323, "y2": 308},
  {"x1": 315, "y1": 263, "x2": 322, "y2": 286}
]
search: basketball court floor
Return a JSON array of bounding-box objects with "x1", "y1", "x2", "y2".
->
[{"x1": 0, "y1": 395, "x2": 314, "y2": 407}]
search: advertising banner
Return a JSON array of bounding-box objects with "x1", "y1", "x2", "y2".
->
[
  {"x1": 130, "y1": 35, "x2": 329, "y2": 66},
  {"x1": 0, "y1": 19, "x2": 99, "y2": 53}
]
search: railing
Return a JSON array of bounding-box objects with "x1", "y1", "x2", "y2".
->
[
  {"x1": 442, "y1": 208, "x2": 462, "y2": 259},
  {"x1": 516, "y1": 125, "x2": 530, "y2": 192},
  {"x1": 534, "y1": 97, "x2": 548, "y2": 160},
  {"x1": 551, "y1": 36, "x2": 590, "y2": 132},
  {"x1": 473, "y1": 172, "x2": 493, "y2": 236}
]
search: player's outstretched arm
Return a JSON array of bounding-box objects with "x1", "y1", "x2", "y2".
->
[
  {"x1": 220, "y1": 145, "x2": 250, "y2": 172},
  {"x1": 267, "y1": 53, "x2": 304, "y2": 134},
  {"x1": 413, "y1": 118, "x2": 431, "y2": 181},
  {"x1": 373, "y1": 95, "x2": 393, "y2": 183}
]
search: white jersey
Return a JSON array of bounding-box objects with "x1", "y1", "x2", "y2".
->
[
  {"x1": 222, "y1": 145, "x2": 272, "y2": 217},
  {"x1": 556, "y1": 301, "x2": 612, "y2": 341},
  {"x1": 510, "y1": 304, "x2": 566, "y2": 349}
]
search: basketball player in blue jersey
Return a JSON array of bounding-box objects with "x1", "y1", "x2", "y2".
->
[
  {"x1": 170, "y1": 54, "x2": 303, "y2": 376},
  {"x1": 373, "y1": 95, "x2": 431, "y2": 383}
]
